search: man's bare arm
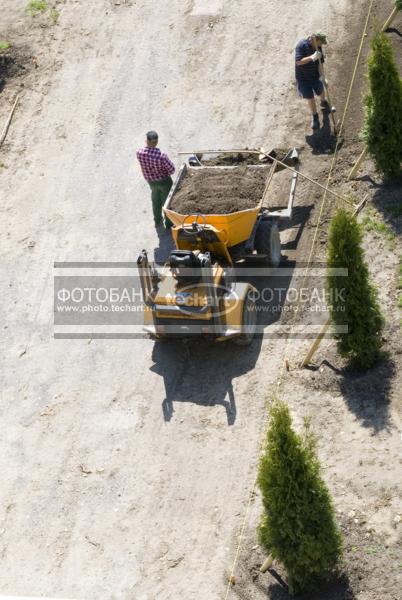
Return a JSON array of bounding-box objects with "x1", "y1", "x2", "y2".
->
[
  {"x1": 296, "y1": 50, "x2": 322, "y2": 66},
  {"x1": 296, "y1": 56, "x2": 314, "y2": 66}
]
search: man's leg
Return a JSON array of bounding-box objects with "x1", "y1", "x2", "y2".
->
[
  {"x1": 149, "y1": 181, "x2": 163, "y2": 226},
  {"x1": 315, "y1": 80, "x2": 330, "y2": 111},
  {"x1": 307, "y1": 97, "x2": 318, "y2": 115},
  {"x1": 160, "y1": 177, "x2": 174, "y2": 229},
  {"x1": 307, "y1": 97, "x2": 320, "y2": 130},
  {"x1": 299, "y1": 80, "x2": 319, "y2": 130}
]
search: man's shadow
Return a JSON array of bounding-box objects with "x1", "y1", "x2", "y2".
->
[
  {"x1": 305, "y1": 111, "x2": 339, "y2": 155},
  {"x1": 153, "y1": 227, "x2": 175, "y2": 265},
  {"x1": 150, "y1": 336, "x2": 262, "y2": 425}
]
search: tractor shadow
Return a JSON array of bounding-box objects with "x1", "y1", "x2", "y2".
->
[
  {"x1": 150, "y1": 264, "x2": 295, "y2": 425},
  {"x1": 150, "y1": 338, "x2": 261, "y2": 425}
]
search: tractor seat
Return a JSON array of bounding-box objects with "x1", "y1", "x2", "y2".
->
[
  {"x1": 168, "y1": 250, "x2": 201, "y2": 269},
  {"x1": 168, "y1": 251, "x2": 202, "y2": 284}
]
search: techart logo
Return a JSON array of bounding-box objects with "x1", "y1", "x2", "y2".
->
[{"x1": 163, "y1": 283, "x2": 242, "y2": 318}]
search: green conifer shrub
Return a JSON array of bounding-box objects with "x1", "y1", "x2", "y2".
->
[
  {"x1": 362, "y1": 30, "x2": 402, "y2": 177},
  {"x1": 326, "y1": 209, "x2": 384, "y2": 369},
  {"x1": 257, "y1": 401, "x2": 342, "y2": 595}
]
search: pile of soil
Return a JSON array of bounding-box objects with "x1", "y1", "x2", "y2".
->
[
  {"x1": 0, "y1": 45, "x2": 31, "y2": 88},
  {"x1": 205, "y1": 151, "x2": 261, "y2": 166},
  {"x1": 204, "y1": 147, "x2": 291, "y2": 167},
  {"x1": 170, "y1": 165, "x2": 271, "y2": 214}
]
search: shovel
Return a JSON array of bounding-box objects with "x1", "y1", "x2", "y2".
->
[{"x1": 312, "y1": 36, "x2": 340, "y2": 134}]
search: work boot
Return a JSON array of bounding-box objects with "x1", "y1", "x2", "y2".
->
[
  {"x1": 320, "y1": 100, "x2": 330, "y2": 112},
  {"x1": 311, "y1": 113, "x2": 320, "y2": 130}
]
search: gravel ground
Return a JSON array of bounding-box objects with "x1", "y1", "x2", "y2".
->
[{"x1": 0, "y1": 1, "x2": 400, "y2": 599}]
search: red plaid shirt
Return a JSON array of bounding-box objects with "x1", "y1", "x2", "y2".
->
[{"x1": 136, "y1": 147, "x2": 175, "y2": 182}]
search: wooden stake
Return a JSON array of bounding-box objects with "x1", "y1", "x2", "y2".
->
[
  {"x1": 348, "y1": 147, "x2": 368, "y2": 180},
  {"x1": 300, "y1": 318, "x2": 331, "y2": 368},
  {"x1": 260, "y1": 554, "x2": 274, "y2": 573},
  {"x1": 0, "y1": 94, "x2": 20, "y2": 148},
  {"x1": 353, "y1": 193, "x2": 369, "y2": 216},
  {"x1": 382, "y1": 6, "x2": 399, "y2": 31}
]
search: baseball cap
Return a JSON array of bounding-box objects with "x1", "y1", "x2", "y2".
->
[
  {"x1": 146, "y1": 130, "x2": 158, "y2": 140},
  {"x1": 314, "y1": 32, "x2": 328, "y2": 44}
]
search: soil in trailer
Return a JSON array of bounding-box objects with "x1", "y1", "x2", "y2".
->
[{"x1": 170, "y1": 165, "x2": 272, "y2": 215}]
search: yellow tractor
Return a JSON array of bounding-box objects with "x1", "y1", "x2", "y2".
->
[{"x1": 137, "y1": 149, "x2": 298, "y2": 345}]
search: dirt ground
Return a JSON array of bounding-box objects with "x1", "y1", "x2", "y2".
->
[
  {"x1": 170, "y1": 165, "x2": 271, "y2": 214},
  {"x1": 0, "y1": 1, "x2": 401, "y2": 600},
  {"x1": 231, "y1": 2, "x2": 402, "y2": 599}
]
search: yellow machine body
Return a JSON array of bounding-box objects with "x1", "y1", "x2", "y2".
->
[
  {"x1": 137, "y1": 158, "x2": 299, "y2": 342},
  {"x1": 170, "y1": 224, "x2": 233, "y2": 264},
  {"x1": 142, "y1": 270, "x2": 253, "y2": 341},
  {"x1": 164, "y1": 164, "x2": 263, "y2": 249},
  {"x1": 165, "y1": 205, "x2": 261, "y2": 249}
]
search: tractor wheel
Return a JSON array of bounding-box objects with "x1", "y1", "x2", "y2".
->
[
  {"x1": 234, "y1": 294, "x2": 257, "y2": 346},
  {"x1": 255, "y1": 220, "x2": 282, "y2": 267}
]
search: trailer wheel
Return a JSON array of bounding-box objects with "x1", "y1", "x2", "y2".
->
[
  {"x1": 234, "y1": 294, "x2": 257, "y2": 346},
  {"x1": 255, "y1": 220, "x2": 282, "y2": 267}
]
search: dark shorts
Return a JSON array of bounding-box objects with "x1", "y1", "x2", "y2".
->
[{"x1": 297, "y1": 78, "x2": 324, "y2": 100}]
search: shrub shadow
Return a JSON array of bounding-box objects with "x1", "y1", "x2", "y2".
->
[
  {"x1": 385, "y1": 27, "x2": 402, "y2": 37},
  {"x1": 337, "y1": 357, "x2": 395, "y2": 432},
  {"x1": 266, "y1": 572, "x2": 355, "y2": 600},
  {"x1": 371, "y1": 176, "x2": 402, "y2": 237}
]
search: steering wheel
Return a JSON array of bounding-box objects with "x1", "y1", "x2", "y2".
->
[{"x1": 180, "y1": 213, "x2": 207, "y2": 231}]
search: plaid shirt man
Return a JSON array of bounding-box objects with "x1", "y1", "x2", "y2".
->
[
  {"x1": 136, "y1": 132, "x2": 175, "y2": 229},
  {"x1": 136, "y1": 146, "x2": 175, "y2": 182}
]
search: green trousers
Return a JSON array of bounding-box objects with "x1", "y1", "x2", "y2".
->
[{"x1": 148, "y1": 177, "x2": 173, "y2": 228}]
